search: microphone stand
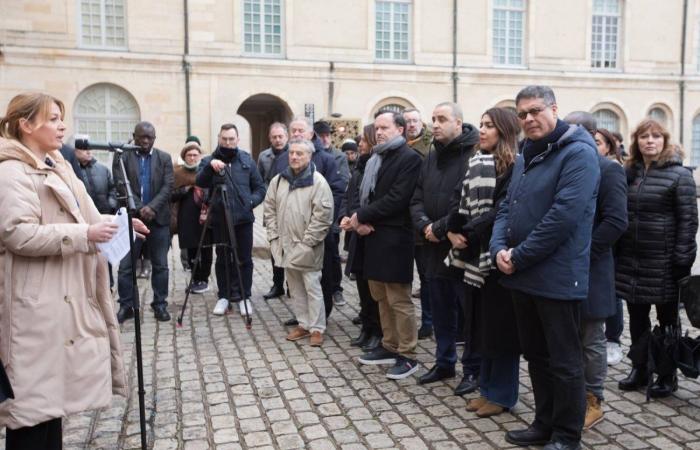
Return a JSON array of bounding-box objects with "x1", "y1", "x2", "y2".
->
[{"x1": 112, "y1": 146, "x2": 148, "y2": 450}]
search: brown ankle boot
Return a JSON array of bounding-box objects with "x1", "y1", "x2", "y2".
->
[
  {"x1": 466, "y1": 396, "x2": 487, "y2": 412},
  {"x1": 286, "y1": 326, "x2": 310, "y2": 341},
  {"x1": 475, "y1": 401, "x2": 506, "y2": 418},
  {"x1": 583, "y1": 392, "x2": 604, "y2": 430},
  {"x1": 309, "y1": 331, "x2": 323, "y2": 347}
]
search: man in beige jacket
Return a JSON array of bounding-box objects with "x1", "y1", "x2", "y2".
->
[{"x1": 263, "y1": 138, "x2": 334, "y2": 346}]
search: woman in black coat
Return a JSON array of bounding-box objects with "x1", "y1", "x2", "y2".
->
[
  {"x1": 446, "y1": 107, "x2": 520, "y2": 417},
  {"x1": 341, "y1": 124, "x2": 382, "y2": 351},
  {"x1": 616, "y1": 119, "x2": 698, "y2": 398}
]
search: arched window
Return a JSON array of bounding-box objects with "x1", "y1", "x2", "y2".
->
[
  {"x1": 377, "y1": 103, "x2": 407, "y2": 115},
  {"x1": 648, "y1": 107, "x2": 668, "y2": 127},
  {"x1": 593, "y1": 108, "x2": 620, "y2": 132},
  {"x1": 692, "y1": 115, "x2": 700, "y2": 166},
  {"x1": 370, "y1": 96, "x2": 415, "y2": 119},
  {"x1": 74, "y1": 84, "x2": 140, "y2": 143}
]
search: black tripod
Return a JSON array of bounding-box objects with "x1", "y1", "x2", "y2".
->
[
  {"x1": 112, "y1": 148, "x2": 148, "y2": 450},
  {"x1": 177, "y1": 172, "x2": 252, "y2": 329}
]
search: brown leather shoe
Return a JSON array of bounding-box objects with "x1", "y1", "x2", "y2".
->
[
  {"x1": 309, "y1": 331, "x2": 323, "y2": 347},
  {"x1": 286, "y1": 326, "x2": 310, "y2": 341},
  {"x1": 476, "y1": 401, "x2": 506, "y2": 418},
  {"x1": 466, "y1": 396, "x2": 488, "y2": 412}
]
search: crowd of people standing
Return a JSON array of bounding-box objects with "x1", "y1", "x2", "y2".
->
[{"x1": 0, "y1": 83, "x2": 697, "y2": 449}]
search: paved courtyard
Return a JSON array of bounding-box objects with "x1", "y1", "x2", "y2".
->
[{"x1": 3, "y1": 232, "x2": 700, "y2": 450}]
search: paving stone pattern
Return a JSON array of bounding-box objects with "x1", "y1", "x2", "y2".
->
[{"x1": 3, "y1": 235, "x2": 700, "y2": 449}]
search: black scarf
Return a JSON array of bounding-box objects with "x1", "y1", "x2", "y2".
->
[
  {"x1": 215, "y1": 145, "x2": 238, "y2": 163},
  {"x1": 522, "y1": 119, "x2": 569, "y2": 167}
]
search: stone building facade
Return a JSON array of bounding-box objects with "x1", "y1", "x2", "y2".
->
[{"x1": 1, "y1": 0, "x2": 699, "y2": 163}]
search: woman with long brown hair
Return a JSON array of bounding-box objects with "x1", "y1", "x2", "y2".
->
[
  {"x1": 341, "y1": 124, "x2": 382, "y2": 351},
  {"x1": 446, "y1": 107, "x2": 520, "y2": 417},
  {"x1": 616, "y1": 119, "x2": 698, "y2": 398},
  {"x1": 0, "y1": 92, "x2": 147, "y2": 449}
]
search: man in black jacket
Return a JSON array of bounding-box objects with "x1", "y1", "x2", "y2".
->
[
  {"x1": 74, "y1": 147, "x2": 118, "y2": 214},
  {"x1": 114, "y1": 121, "x2": 174, "y2": 323},
  {"x1": 353, "y1": 111, "x2": 422, "y2": 380},
  {"x1": 410, "y1": 102, "x2": 481, "y2": 394}
]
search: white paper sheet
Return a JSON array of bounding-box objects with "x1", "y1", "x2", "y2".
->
[{"x1": 96, "y1": 207, "x2": 133, "y2": 265}]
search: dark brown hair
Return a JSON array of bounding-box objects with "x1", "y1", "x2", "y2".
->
[
  {"x1": 626, "y1": 119, "x2": 676, "y2": 168},
  {"x1": 479, "y1": 107, "x2": 519, "y2": 175},
  {"x1": 596, "y1": 128, "x2": 622, "y2": 163},
  {"x1": 0, "y1": 92, "x2": 65, "y2": 140},
  {"x1": 362, "y1": 123, "x2": 377, "y2": 149}
]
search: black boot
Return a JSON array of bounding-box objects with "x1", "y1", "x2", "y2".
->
[
  {"x1": 263, "y1": 284, "x2": 285, "y2": 300},
  {"x1": 649, "y1": 373, "x2": 678, "y2": 398},
  {"x1": 117, "y1": 305, "x2": 134, "y2": 324},
  {"x1": 351, "y1": 330, "x2": 369, "y2": 347},
  {"x1": 418, "y1": 365, "x2": 455, "y2": 384},
  {"x1": 362, "y1": 335, "x2": 382, "y2": 352},
  {"x1": 618, "y1": 367, "x2": 648, "y2": 391}
]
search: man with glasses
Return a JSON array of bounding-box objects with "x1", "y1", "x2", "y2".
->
[{"x1": 490, "y1": 86, "x2": 600, "y2": 450}]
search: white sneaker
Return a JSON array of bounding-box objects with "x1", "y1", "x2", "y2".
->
[
  {"x1": 607, "y1": 341, "x2": 623, "y2": 365},
  {"x1": 239, "y1": 299, "x2": 253, "y2": 316},
  {"x1": 213, "y1": 298, "x2": 229, "y2": 316}
]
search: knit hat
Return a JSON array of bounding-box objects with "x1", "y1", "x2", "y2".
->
[
  {"x1": 185, "y1": 135, "x2": 201, "y2": 145},
  {"x1": 180, "y1": 141, "x2": 202, "y2": 159},
  {"x1": 341, "y1": 139, "x2": 358, "y2": 152},
  {"x1": 313, "y1": 120, "x2": 332, "y2": 135}
]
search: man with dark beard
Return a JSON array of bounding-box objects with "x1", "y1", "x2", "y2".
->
[
  {"x1": 410, "y1": 102, "x2": 482, "y2": 395},
  {"x1": 196, "y1": 123, "x2": 266, "y2": 317}
]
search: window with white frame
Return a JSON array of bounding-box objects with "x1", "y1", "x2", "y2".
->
[
  {"x1": 648, "y1": 107, "x2": 668, "y2": 127},
  {"x1": 492, "y1": 0, "x2": 525, "y2": 66},
  {"x1": 75, "y1": 84, "x2": 139, "y2": 144},
  {"x1": 593, "y1": 108, "x2": 620, "y2": 132},
  {"x1": 79, "y1": 0, "x2": 126, "y2": 48},
  {"x1": 692, "y1": 115, "x2": 700, "y2": 166},
  {"x1": 591, "y1": 0, "x2": 621, "y2": 69},
  {"x1": 243, "y1": 0, "x2": 283, "y2": 55},
  {"x1": 375, "y1": 0, "x2": 411, "y2": 62}
]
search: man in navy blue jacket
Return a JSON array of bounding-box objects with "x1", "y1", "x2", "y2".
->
[
  {"x1": 490, "y1": 86, "x2": 600, "y2": 450},
  {"x1": 197, "y1": 123, "x2": 266, "y2": 317}
]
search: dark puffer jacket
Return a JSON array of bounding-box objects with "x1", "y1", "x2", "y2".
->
[
  {"x1": 410, "y1": 123, "x2": 478, "y2": 279},
  {"x1": 615, "y1": 157, "x2": 698, "y2": 305}
]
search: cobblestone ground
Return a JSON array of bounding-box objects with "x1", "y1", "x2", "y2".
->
[{"x1": 3, "y1": 235, "x2": 700, "y2": 449}]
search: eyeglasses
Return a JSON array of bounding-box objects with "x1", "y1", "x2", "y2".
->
[{"x1": 516, "y1": 106, "x2": 548, "y2": 120}]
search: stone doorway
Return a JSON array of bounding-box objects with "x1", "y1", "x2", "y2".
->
[{"x1": 237, "y1": 94, "x2": 293, "y2": 161}]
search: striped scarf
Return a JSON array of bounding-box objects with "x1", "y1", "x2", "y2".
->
[{"x1": 445, "y1": 152, "x2": 497, "y2": 287}]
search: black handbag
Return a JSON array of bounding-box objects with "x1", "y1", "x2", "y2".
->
[
  {"x1": 677, "y1": 334, "x2": 700, "y2": 379},
  {"x1": 0, "y1": 358, "x2": 14, "y2": 403}
]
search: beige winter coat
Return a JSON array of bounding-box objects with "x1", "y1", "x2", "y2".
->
[
  {"x1": 0, "y1": 138, "x2": 127, "y2": 429},
  {"x1": 263, "y1": 168, "x2": 333, "y2": 271}
]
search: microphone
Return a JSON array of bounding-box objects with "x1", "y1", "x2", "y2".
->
[{"x1": 74, "y1": 137, "x2": 141, "y2": 152}]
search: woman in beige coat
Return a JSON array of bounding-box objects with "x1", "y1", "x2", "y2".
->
[{"x1": 0, "y1": 93, "x2": 144, "y2": 449}]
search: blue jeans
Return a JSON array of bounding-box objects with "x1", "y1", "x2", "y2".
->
[
  {"x1": 215, "y1": 222, "x2": 254, "y2": 300},
  {"x1": 118, "y1": 223, "x2": 170, "y2": 308},
  {"x1": 605, "y1": 298, "x2": 624, "y2": 343},
  {"x1": 415, "y1": 246, "x2": 432, "y2": 328},
  {"x1": 428, "y1": 277, "x2": 480, "y2": 374},
  {"x1": 479, "y1": 355, "x2": 520, "y2": 408}
]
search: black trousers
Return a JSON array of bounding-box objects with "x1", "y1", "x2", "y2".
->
[
  {"x1": 357, "y1": 274, "x2": 381, "y2": 336},
  {"x1": 511, "y1": 290, "x2": 585, "y2": 445},
  {"x1": 214, "y1": 222, "x2": 254, "y2": 300},
  {"x1": 187, "y1": 246, "x2": 213, "y2": 283},
  {"x1": 320, "y1": 232, "x2": 336, "y2": 318},
  {"x1": 331, "y1": 231, "x2": 343, "y2": 293},
  {"x1": 6, "y1": 417, "x2": 62, "y2": 450},
  {"x1": 627, "y1": 302, "x2": 679, "y2": 368},
  {"x1": 270, "y1": 255, "x2": 285, "y2": 289}
]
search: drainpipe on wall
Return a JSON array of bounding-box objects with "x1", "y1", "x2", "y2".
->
[
  {"x1": 451, "y1": 0, "x2": 458, "y2": 103},
  {"x1": 328, "y1": 61, "x2": 335, "y2": 116},
  {"x1": 680, "y1": 0, "x2": 688, "y2": 146},
  {"x1": 183, "y1": 0, "x2": 192, "y2": 136}
]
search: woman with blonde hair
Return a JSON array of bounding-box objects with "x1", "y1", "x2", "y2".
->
[
  {"x1": 0, "y1": 92, "x2": 146, "y2": 448},
  {"x1": 616, "y1": 118, "x2": 698, "y2": 398}
]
